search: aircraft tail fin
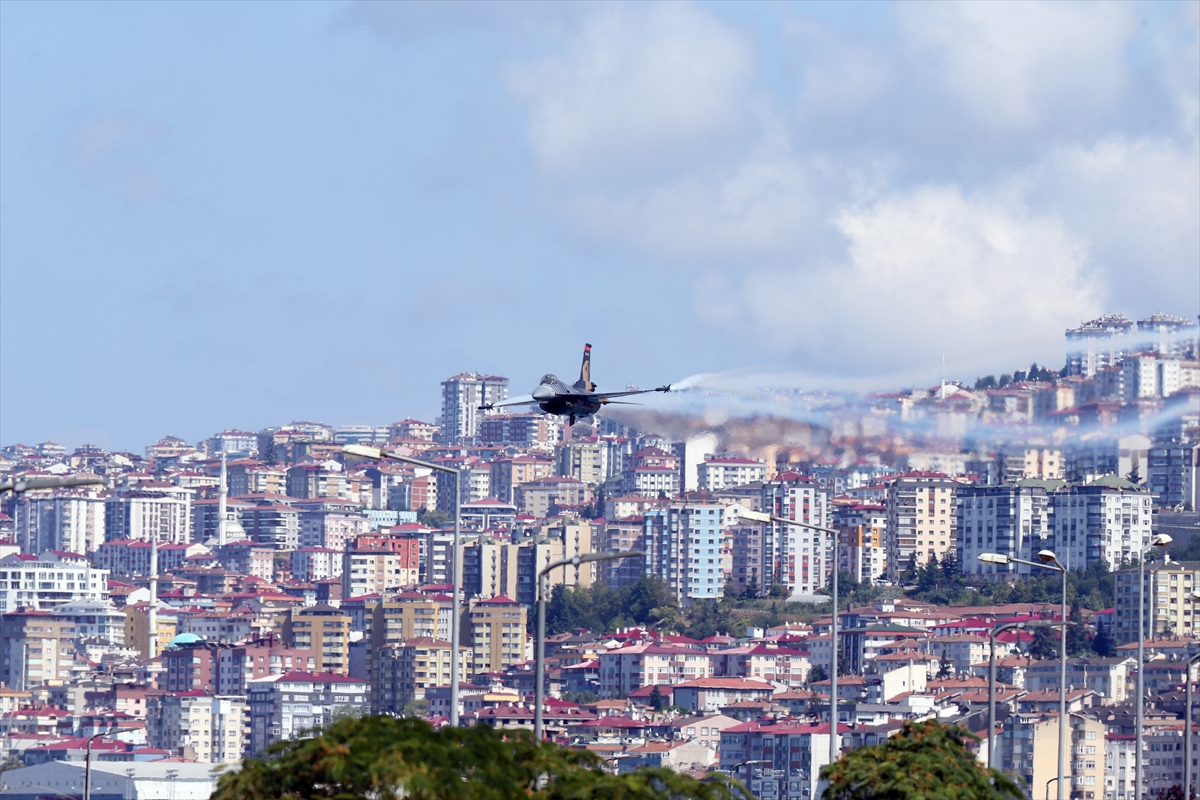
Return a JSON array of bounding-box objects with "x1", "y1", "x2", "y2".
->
[{"x1": 575, "y1": 343, "x2": 596, "y2": 392}]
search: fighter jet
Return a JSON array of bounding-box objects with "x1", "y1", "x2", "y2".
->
[{"x1": 479, "y1": 343, "x2": 671, "y2": 425}]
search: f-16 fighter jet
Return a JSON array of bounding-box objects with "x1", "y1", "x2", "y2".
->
[{"x1": 479, "y1": 343, "x2": 671, "y2": 425}]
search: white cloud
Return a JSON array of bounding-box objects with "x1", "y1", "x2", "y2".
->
[
  {"x1": 705, "y1": 184, "x2": 1103, "y2": 376},
  {"x1": 506, "y1": 3, "x2": 753, "y2": 182},
  {"x1": 1020, "y1": 136, "x2": 1200, "y2": 309},
  {"x1": 896, "y1": 1, "x2": 1138, "y2": 132}
]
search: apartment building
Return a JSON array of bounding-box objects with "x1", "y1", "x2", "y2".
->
[
  {"x1": 297, "y1": 499, "x2": 369, "y2": 550},
  {"x1": 643, "y1": 501, "x2": 725, "y2": 604},
  {"x1": 488, "y1": 455, "x2": 555, "y2": 505},
  {"x1": 762, "y1": 474, "x2": 833, "y2": 596},
  {"x1": 341, "y1": 550, "x2": 419, "y2": 598},
  {"x1": 1051, "y1": 477, "x2": 1153, "y2": 572},
  {"x1": 884, "y1": 473, "x2": 961, "y2": 581},
  {"x1": 0, "y1": 551, "x2": 110, "y2": 612},
  {"x1": 598, "y1": 644, "x2": 715, "y2": 697},
  {"x1": 247, "y1": 672, "x2": 368, "y2": 754},
  {"x1": 0, "y1": 609, "x2": 78, "y2": 690},
  {"x1": 959, "y1": 481, "x2": 1057, "y2": 576},
  {"x1": 146, "y1": 692, "x2": 246, "y2": 764},
  {"x1": 513, "y1": 477, "x2": 592, "y2": 518},
  {"x1": 95, "y1": 540, "x2": 202, "y2": 578},
  {"x1": 373, "y1": 637, "x2": 470, "y2": 715},
  {"x1": 281, "y1": 604, "x2": 352, "y2": 674},
  {"x1": 697, "y1": 457, "x2": 766, "y2": 493},
  {"x1": 999, "y1": 712, "x2": 1104, "y2": 800},
  {"x1": 556, "y1": 440, "x2": 609, "y2": 486},
  {"x1": 1114, "y1": 560, "x2": 1200, "y2": 645},
  {"x1": 439, "y1": 373, "x2": 508, "y2": 444},
  {"x1": 239, "y1": 504, "x2": 301, "y2": 550},
  {"x1": 834, "y1": 502, "x2": 887, "y2": 584},
  {"x1": 291, "y1": 547, "x2": 343, "y2": 582},
  {"x1": 104, "y1": 482, "x2": 194, "y2": 545},
  {"x1": 729, "y1": 523, "x2": 767, "y2": 598},
  {"x1": 599, "y1": 518, "x2": 646, "y2": 589},
  {"x1": 13, "y1": 493, "x2": 106, "y2": 556},
  {"x1": 478, "y1": 414, "x2": 559, "y2": 452},
  {"x1": 718, "y1": 720, "x2": 839, "y2": 800},
  {"x1": 468, "y1": 596, "x2": 526, "y2": 676}
]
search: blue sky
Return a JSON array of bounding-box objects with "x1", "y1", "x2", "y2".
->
[{"x1": 2, "y1": 0, "x2": 1197, "y2": 451}]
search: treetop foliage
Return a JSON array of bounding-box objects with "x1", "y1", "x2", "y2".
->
[
  {"x1": 821, "y1": 719, "x2": 1023, "y2": 800},
  {"x1": 213, "y1": 715, "x2": 747, "y2": 800}
]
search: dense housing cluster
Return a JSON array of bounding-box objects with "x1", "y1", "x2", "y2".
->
[{"x1": 0, "y1": 311, "x2": 1196, "y2": 800}]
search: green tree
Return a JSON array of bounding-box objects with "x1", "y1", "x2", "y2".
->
[
  {"x1": 821, "y1": 719, "x2": 1022, "y2": 800},
  {"x1": 1029, "y1": 626, "x2": 1060, "y2": 660},
  {"x1": 808, "y1": 664, "x2": 828, "y2": 685},
  {"x1": 214, "y1": 715, "x2": 743, "y2": 800},
  {"x1": 936, "y1": 651, "x2": 952, "y2": 680},
  {"x1": 417, "y1": 509, "x2": 450, "y2": 528},
  {"x1": 1092, "y1": 626, "x2": 1116, "y2": 657},
  {"x1": 401, "y1": 699, "x2": 428, "y2": 718},
  {"x1": 974, "y1": 375, "x2": 997, "y2": 390},
  {"x1": 649, "y1": 685, "x2": 664, "y2": 712}
]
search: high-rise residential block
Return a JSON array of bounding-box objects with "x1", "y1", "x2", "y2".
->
[
  {"x1": 13, "y1": 492, "x2": 106, "y2": 556},
  {"x1": 762, "y1": 474, "x2": 832, "y2": 596},
  {"x1": 467, "y1": 596, "x2": 526, "y2": 676},
  {"x1": 959, "y1": 481, "x2": 1057, "y2": 576},
  {"x1": 281, "y1": 604, "x2": 353, "y2": 674},
  {"x1": 644, "y1": 501, "x2": 725, "y2": 604},
  {"x1": 884, "y1": 472, "x2": 961, "y2": 581},
  {"x1": 439, "y1": 374, "x2": 508, "y2": 444}
]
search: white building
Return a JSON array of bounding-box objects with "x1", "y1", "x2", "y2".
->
[
  {"x1": 959, "y1": 481, "x2": 1057, "y2": 576},
  {"x1": 439, "y1": 373, "x2": 508, "y2": 444},
  {"x1": 247, "y1": 671, "x2": 368, "y2": 754},
  {"x1": 0, "y1": 762, "x2": 221, "y2": 800},
  {"x1": 0, "y1": 551, "x2": 110, "y2": 612},
  {"x1": 697, "y1": 457, "x2": 767, "y2": 493},
  {"x1": 292, "y1": 547, "x2": 344, "y2": 581},
  {"x1": 146, "y1": 692, "x2": 247, "y2": 764},
  {"x1": 763, "y1": 474, "x2": 832, "y2": 596},
  {"x1": 1051, "y1": 477, "x2": 1153, "y2": 572},
  {"x1": 13, "y1": 493, "x2": 106, "y2": 556},
  {"x1": 104, "y1": 482, "x2": 194, "y2": 544}
]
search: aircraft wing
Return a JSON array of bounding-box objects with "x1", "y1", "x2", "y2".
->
[
  {"x1": 479, "y1": 394, "x2": 540, "y2": 410},
  {"x1": 595, "y1": 385, "x2": 672, "y2": 402}
]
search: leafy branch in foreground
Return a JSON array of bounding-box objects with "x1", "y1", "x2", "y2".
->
[
  {"x1": 213, "y1": 715, "x2": 748, "y2": 800},
  {"x1": 821, "y1": 719, "x2": 1023, "y2": 800}
]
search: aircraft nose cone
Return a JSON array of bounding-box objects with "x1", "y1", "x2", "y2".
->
[{"x1": 532, "y1": 384, "x2": 555, "y2": 401}]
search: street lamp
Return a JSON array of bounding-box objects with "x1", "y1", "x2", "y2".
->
[
  {"x1": 1135, "y1": 533, "x2": 1173, "y2": 800},
  {"x1": 344, "y1": 444, "x2": 465, "y2": 726},
  {"x1": 0, "y1": 475, "x2": 104, "y2": 494},
  {"x1": 979, "y1": 550, "x2": 1068, "y2": 800},
  {"x1": 987, "y1": 620, "x2": 1057, "y2": 772},
  {"x1": 534, "y1": 550, "x2": 644, "y2": 741},
  {"x1": 84, "y1": 728, "x2": 136, "y2": 800},
  {"x1": 1186, "y1": 645, "x2": 1200, "y2": 797},
  {"x1": 739, "y1": 508, "x2": 842, "y2": 765}
]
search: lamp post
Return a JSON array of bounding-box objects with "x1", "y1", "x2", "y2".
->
[
  {"x1": 1186, "y1": 648, "x2": 1200, "y2": 797},
  {"x1": 534, "y1": 550, "x2": 644, "y2": 742},
  {"x1": 0, "y1": 475, "x2": 104, "y2": 494},
  {"x1": 1135, "y1": 534, "x2": 1173, "y2": 800},
  {"x1": 987, "y1": 620, "x2": 1057, "y2": 772},
  {"x1": 344, "y1": 444, "x2": 464, "y2": 725},
  {"x1": 738, "y1": 509, "x2": 841, "y2": 764},
  {"x1": 979, "y1": 550, "x2": 1068, "y2": 800},
  {"x1": 84, "y1": 728, "x2": 136, "y2": 800}
]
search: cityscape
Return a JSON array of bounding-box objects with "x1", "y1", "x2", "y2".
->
[
  {"x1": 3, "y1": 1, "x2": 1198, "y2": 799},
  {"x1": 0, "y1": 311, "x2": 1196, "y2": 799}
]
